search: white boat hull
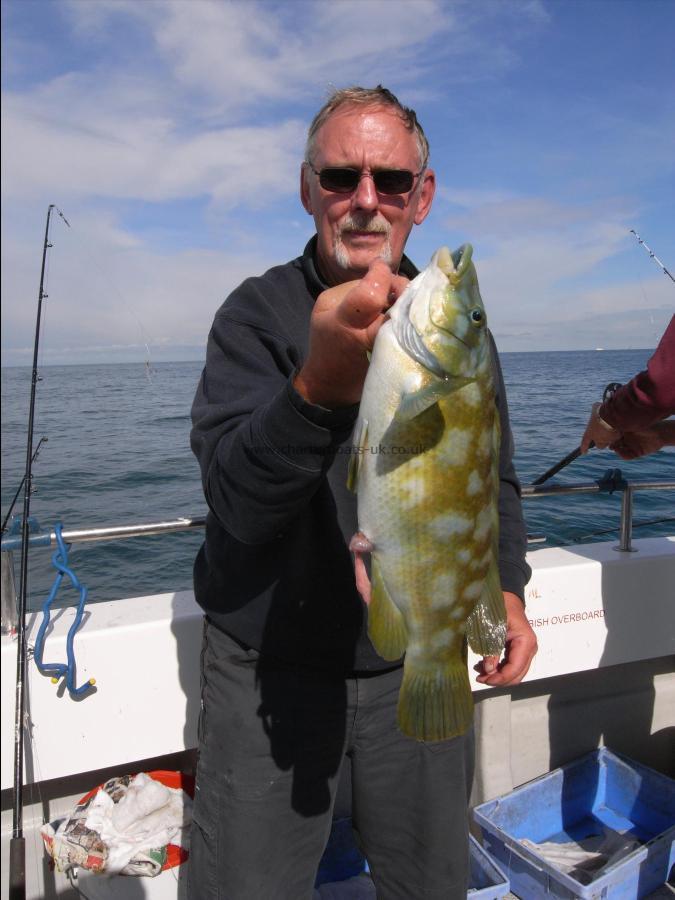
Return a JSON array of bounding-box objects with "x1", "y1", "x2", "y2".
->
[{"x1": 2, "y1": 537, "x2": 674, "y2": 898}]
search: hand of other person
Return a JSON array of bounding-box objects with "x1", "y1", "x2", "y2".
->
[
  {"x1": 609, "y1": 421, "x2": 675, "y2": 459},
  {"x1": 580, "y1": 402, "x2": 620, "y2": 452},
  {"x1": 475, "y1": 592, "x2": 538, "y2": 686},
  {"x1": 294, "y1": 260, "x2": 409, "y2": 408}
]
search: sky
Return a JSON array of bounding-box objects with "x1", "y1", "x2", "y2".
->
[{"x1": 2, "y1": 0, "x2": 674, "y2": 366}]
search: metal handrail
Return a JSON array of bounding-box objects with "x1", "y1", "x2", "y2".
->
[
  {"x1": 1, "y1": 516, "x2": 207, "y2": 552},
  {"x1": 521, "y1": 480, "x2": 674, "y2": 498},
  {"x1": 1, "y1": 480, "x2": 673, "y2": 553},
  {"x1": 521, "y1": 479, "x2": 675, "y2": 554},
  {"x1": 2, "y1": 480, "x2": 674, "y2": 634}
]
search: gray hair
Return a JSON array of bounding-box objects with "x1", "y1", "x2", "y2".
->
[{"x1": 305, "y1": 85, "x2": 429, "y2": 170}]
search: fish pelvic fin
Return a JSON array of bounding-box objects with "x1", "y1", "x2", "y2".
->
[
  {"x1": 464, "y1": 560, "x2": 507, "y2": 657},
  {"x1": 346, "y1": 418, "x2": 368, "y2": 493},
  {"x1": 397, "y1": 656, "x2": 473, "y2": 741},
  {"x1": 367, "y1": 556, "x2": 408, "y2": 661}
]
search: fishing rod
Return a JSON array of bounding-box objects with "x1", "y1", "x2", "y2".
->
[
  {"x1": 10, "y1": 204, "x2": 68, "y2": 900},
  {"x1": 531, "y1": 443, "x2": 590, "y2": 486},
  {"x1": 534, "y1": 230, "x2": 673, "y2": 486},
  {"x1": 1, "y1": 438, "x2": 48, "y2": 535},
  {"x1": 531, "y1": 383, "x2": 622, "y2": 485},
  {"x1": 629, "y1": 229, "x2": 675, "y2": 283}
]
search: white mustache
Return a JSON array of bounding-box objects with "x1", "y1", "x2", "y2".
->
[{"x1": 339, "y1": 215, "x2": 391, "y2": 236}]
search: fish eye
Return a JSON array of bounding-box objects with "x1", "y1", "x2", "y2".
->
[{"x1": 470, "y1": 308, "x2": 484, "y2": 326}]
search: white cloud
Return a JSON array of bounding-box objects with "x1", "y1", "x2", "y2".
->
[
  {"x1": 136, "y1": 0, "x2": 453, "y2": 108},
  {"x1": 2, "y1": 88, "x2": 305, "y2": 206},
  {"x1": 0, "y1": 203, "x2": 278, "y2": 365},
  {"x1": 59, "y1": 0, "x2": 455, "y2": 114},
  {"x1": 2, "y1": 0, "x2": 551, "y2": 210},
  {"x1": 442, "y1": 192, "x2": 628, "y2": 299},
  {"x1": 476, "y1": 226, "x2": 628, "y2": 307},
  {"x1": 2, "y1": 0, "x2": 671, "y2": 361},
  {"x1": 64, "y1": 0, "x2": 548, "y2": 113},
  {"x1": 445, "y1": 196, "x2": 622, "y2": 236},
  {"x1": 435, "y1": 188, "x2": 674, "y2": 349}
]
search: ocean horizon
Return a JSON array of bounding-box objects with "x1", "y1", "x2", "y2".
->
[
  {"x1": 0, "y1": 345, "x2": 662, "y2": 371},
  {"x1": 2, "y1": 350, "x2": 673, "y2": 610}
]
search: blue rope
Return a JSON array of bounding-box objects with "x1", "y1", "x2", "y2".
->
[{"x1": 33, "y1": 522, "x2": 95, "y2": 697}]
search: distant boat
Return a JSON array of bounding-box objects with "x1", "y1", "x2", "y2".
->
[{"x1": 595, "y1": 347, "x2": 604, "y2": 351}]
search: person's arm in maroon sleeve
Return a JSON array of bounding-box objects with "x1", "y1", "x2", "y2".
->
[{"x1": 581, "y1": 316, "x2": 675, "y2": 455}]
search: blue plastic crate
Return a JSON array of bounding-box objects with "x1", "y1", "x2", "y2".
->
[
  {"x1": 469, "y1": 834, "x2": 511, "y2": 898},
  {"x1": 473, "y1": 748, "x2": 675, "y2": 899}
]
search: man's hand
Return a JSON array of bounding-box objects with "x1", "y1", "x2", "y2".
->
[
  {"x1": 475, "y1": 592, "x2": 538, "y2": 686},
  {"x1": 609, "y1": 421, "x2": 675, "y2": 459},
  {"x1": 580, "y1": 402, "x2": 620, "y2": 452},
  {"x1": 294, "y1": 260, "x2": 409, "y2": 408}
]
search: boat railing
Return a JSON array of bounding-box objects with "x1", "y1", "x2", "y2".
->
[
  {"x1": 2, "y1": 477, "x2": 674, "y2": 634},
  {"x1": 521, "y1": 478, "x2": 675, "y2": 556}
]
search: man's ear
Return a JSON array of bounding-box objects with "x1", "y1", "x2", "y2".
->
[
  {"x1": 300, "y1": 164, "x2": 313, "y2": 215},
  {"x1": 414, "y1": 169, "x2": 436, "y2": 226}
]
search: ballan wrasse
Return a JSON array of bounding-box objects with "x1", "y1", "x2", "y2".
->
[{"x1": 348, "y1": 245, "x2": 506, "y2": 742}]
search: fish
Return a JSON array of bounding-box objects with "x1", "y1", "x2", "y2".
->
[{"x1": 347, "y1": 244, "x2": 506, "y2": 742}]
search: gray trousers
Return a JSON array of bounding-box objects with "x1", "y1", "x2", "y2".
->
[{"x1": 187, "y1": 619, "x2": 474, "y2": 900}]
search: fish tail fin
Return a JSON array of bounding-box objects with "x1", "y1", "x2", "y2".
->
[
  {"x1": 465, "y1": 560, "x2": 507, "y2": 656},
  {"x1": 397, "y1": 656, "x2": 473, "y2": 741},
  {"x1": 367, "y1": 556, "x2": 408, "y2": 660}
]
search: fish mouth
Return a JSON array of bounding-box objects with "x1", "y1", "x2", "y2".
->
[
  {"x1": 433, "y1": 244, "x2": 473, "y2": 285},
  {"x1": 430, "y1": 243, "x2": 477, "y2": 346}
]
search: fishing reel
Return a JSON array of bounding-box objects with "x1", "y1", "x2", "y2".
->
[{"x1": 603, "y1": 382, "x2": 623, "y2": 403}]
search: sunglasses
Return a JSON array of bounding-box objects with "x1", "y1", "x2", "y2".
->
[{"x1": 307, "y1": 163, "x2": 425, "y2": 195}]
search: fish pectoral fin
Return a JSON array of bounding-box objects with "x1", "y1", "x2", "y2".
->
[
  {"x1": 464, "y1": 561, "x2": 507, "y2": 657},
  {"x1": 398, "y1": 656, "x2": 473, "y2": 741},
  {"x1": 397, "y1": 377, "x2": 464, "y2": 420},
  {"x1": 346, "y1": 418, "x2": 369, "y2": 493},
  {"x1": 367, "y1": 557, "x2": 408, "y2": 661}
]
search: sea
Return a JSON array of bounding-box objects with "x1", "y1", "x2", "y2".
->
[{"x1": 1, "y1": 351, "x2": 673, "y2": 611}]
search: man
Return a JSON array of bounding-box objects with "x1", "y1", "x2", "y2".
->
[
  {"x1": 189, "y1": 85, "x2": 537, "y2": 899},
  {"x1": 581, "y1": 315, "x2": 675, "y2": 460}
]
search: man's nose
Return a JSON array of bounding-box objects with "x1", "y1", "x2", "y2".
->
[{"x1": 351, "y1": 173, "x2": 379, "y2": 211}]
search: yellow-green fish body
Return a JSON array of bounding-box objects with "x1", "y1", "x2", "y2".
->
[{"x1": 349, "y1": 245, "x2": 506, "y2": 741}]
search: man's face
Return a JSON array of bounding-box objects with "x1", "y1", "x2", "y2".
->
[{"x1": 300, "y1": 105, "x2": 435, "y2": 286}]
